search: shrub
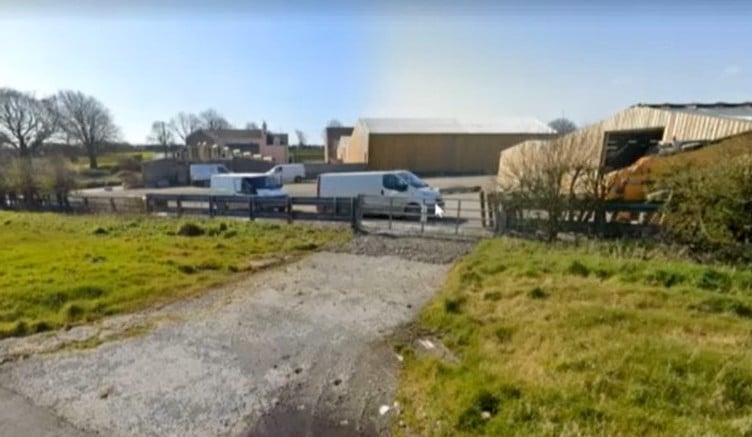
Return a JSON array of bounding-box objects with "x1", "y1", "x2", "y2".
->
[
  {"x1": 176, "y1": 222, "x2": 205, "y2": 237},
  {"x1": 660, "y1": 153, "x2": 752, "y2": 261}
]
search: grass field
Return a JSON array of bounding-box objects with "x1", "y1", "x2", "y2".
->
[
  {"x1": 396, "y1": 238, "x2": 752, "y2": 436},
  {"x1": 0, "y1": 211, "x2": 347, "y2": 339},
  {"x1": 289, "y1": 146, "x2": 324, "y2": 163}
]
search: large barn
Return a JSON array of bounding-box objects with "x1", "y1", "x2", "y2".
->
[
  {"x1": 498, "y1": 102, "x2": 752, "y2": 187},
  {"x1": 342, "y1": 118, "x2": 555, "y2": 175}
]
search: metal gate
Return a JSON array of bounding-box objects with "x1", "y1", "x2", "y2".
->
[{"x1": 355, "y1": 192, "x2": 499, "y2": 239}]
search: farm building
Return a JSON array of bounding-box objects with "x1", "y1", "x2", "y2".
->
[
  {"x1": 324, "y1": 126, "x2": 354, "y2": 163},
  {"x1": 342, "y1": 118, "x2": 555, "y2": 175},
  {"x1": 498, "y1": 102, "x2": 752, "y2": 187}
]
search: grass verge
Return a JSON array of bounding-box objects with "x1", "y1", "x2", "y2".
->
[
  {"x1": 396, "y1": 238, "x2": 752, "y2": 436},
  {"x1": 0, "y1": 211, "x2": 348, "y2": 339}
]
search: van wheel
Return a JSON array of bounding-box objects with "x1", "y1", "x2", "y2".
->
[{"x1": 294, "y1": 176, "x2": 303, "y2": 183}]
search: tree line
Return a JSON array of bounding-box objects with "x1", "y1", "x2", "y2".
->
[{"x1": 0, "y1": 88, "x2": 117, "y2": 169}]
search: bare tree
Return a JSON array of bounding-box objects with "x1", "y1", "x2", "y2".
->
[
  {"x1": 245, "y1": 122, "x2": 259, "y2": 130},
  {"x1": 148, "y1": 121, "x2": 175, "y2": 157},
  {"x1": 498, "y1": 136, "x2": 607, "y2": 240},
  {"x1": 56, "y1": 90, "x2": 119, "y2": 169},
  {"x1": 199, "y1": 109, "x2": 231, "y2": 131},
  {"x1": 169, "y1": 112, "x2": 202, "y2": 144},
  {"x1": 548, "y1": 117, "x2": 577, "y2": 135},
  {"x1": 0, "y1": 88, "x2": 59, "y2": 157},
  {"x1": 295, "y1": 129, "x2": 307, "y2": 146}
]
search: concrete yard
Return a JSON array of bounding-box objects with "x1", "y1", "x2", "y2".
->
[
  {"x1": 0, "y1": 237, "x2": 473, "y2": 437},
  {"x1": 76, "y1": 175, "x2": 497, "y2": 198}
]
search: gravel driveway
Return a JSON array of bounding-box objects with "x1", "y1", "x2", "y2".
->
[{"x1": 0, "y1": 237, "x2": 472, "y2": 437}]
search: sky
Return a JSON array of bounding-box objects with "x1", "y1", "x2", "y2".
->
[{"x1": 1, "y1": 0, "x2": 751, "y2": 144}]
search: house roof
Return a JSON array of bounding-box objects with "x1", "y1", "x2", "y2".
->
[
  {"x1": 635, "y1": 102, "x2": 752, "y2": 122},
  {"x1": 358, "y1": 118, "x2": 555, "y2": 135}
]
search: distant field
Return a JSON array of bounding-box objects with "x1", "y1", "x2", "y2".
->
[
  {"x1": 397, "y1": 238, "x2": 752, "y2": 436},
  {"x1": 289, "y1": 147, "x2": 324, "y2": 163},
  {"x1": 0, "y1": 211, "x2": 347, "y2": 338}
]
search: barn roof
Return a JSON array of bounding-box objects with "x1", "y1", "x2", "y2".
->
[
  {"x1": 359, "y1": 118, "x2": 555, "y2": 135},
  {"x1": 635, "y1": 102, "x2": 752, "y2": 122}
]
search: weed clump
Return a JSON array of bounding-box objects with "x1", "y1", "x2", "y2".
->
[
  {"x1": 695, "y1": 269, "x2": 731, "y2": 291},
  {"x1": 63, "y1": 303, "x2": 85, "y2": 321},
  {"x1": 177, "y1": 264, "x2": 196, "y2": 274},
  {"x1": 92, "y1": 226, "x2": 109, "y2": 235},
  {"x1": 176, "y1": 222, "x2": 205, "y2": 237},
  {"x1": 483, "y1": 291, "x2": 503, "y2": 301},
  {"x1": 567, "y1": 260, "x2": 590, "y2": 277},
  {"x1": 444, "y1": 297, "x2": 465, "y2": 314},
  {"x1": 457, "y1": 390, "x2": 500, "y2": 431},
  {"x1": 528, "y1": 286, "x2": 548, "y2": 299}
]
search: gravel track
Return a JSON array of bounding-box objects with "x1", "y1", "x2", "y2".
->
[{"x1": 0, "y1": 236, "x2": 473, "y2": 436}]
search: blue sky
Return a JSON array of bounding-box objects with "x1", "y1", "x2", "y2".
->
[{"x1": 1, "y1": 1, "x2": 751, "y2": 144}]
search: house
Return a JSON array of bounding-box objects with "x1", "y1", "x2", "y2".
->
[{"x1": 185, "y1": 125, "x2": 289, "y2": 163}]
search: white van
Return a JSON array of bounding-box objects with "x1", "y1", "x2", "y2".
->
[
  {"x1": 190, "y1": 164, "x2": 231, "y2": 186},
  {"x1": 267, "y1": 164, "x2": 306, "y2": 184},
  {"x1": 316, "y1": 170, "x2": 443, "y2": 214},
  {"x1": 210, "y1": 173, "x2": 287, "y2": 197}
]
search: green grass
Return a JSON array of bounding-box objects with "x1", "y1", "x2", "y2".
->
[
  {"x1": 0, "y1": 211, "x2": 348, "y2": 339},
  {"x1": 289, "y1": 147, "x2": 324, "y2": 163},
  {"x1": 396, "y1": 238, "x2": 752, "y2": 436}
]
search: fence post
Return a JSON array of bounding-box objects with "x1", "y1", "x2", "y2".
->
[
  {"x1": 110, "y1": 197, "x2": 117, "y2": 213},
  {"x1": 455, "y1": 199, "x2": 462, "y2": 234},
  {"x1": 495, "y1": 202, "x2": 507, "y2": 235},
  {"x1": 420, "y1": 200, "x2": 426, "y2": 233},
  {"x1": 83, "y1": 196, "x2": 90, "y2": 213},
  {"x1": 350, "y1": 196, "x2": 359, "y2": 232},
  {"x1": 388, "y1": 197, "x2": 393, "y2": 230},
  {"x1": 487, "y1": 193, "x2": 496, "y2": 229},
  {"x1": 480, "y1": 191, "x2": 487, "y2": 227},
  {"x1": 249, "y1": 197, "x2": 255, "y2": 221},
  {"x1": 144, "y1": 195, "x2": 151, "y2": 213},
  {"x1": 286, "y1": 196, "x2": 293, "y2": 224},
  {"x1": 176, "y1": 196, "x2": 183, "y2": 217}
]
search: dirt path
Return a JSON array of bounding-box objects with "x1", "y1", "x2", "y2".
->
[{"x1": 0, "y1": 237, "x2": 472, "y2": 437}]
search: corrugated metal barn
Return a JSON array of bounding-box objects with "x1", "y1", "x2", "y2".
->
[
  {"x1": 498, "y1": 102, "x2": 752, "y2": 185},
  {"x1": 343, "y1": 118, "x2": 555, "y2": 175}
]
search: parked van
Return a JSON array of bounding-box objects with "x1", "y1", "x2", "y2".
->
[
  {"x1": 267, "y1": 164, "x2": 305, "y2": 184},
  {"x1": 210, "y1": 173, "x2": 287, "y2": 212},
  {"x1": 190, "y1": 164, "x2": 231, "y2": 186},
  {"x1": 316, "y1": 170, "x2": 443, "y2": 215},
  {"x1": 210, "y1": 173, "x2": 286, "y2": 197}
]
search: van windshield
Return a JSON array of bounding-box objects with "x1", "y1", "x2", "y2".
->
[
  {"x1": 397, "y1": 171, "x2": 428, "y2": 188},
  {"x1": 240, "y1": 176, "x2": 282, "y2": 194}
]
